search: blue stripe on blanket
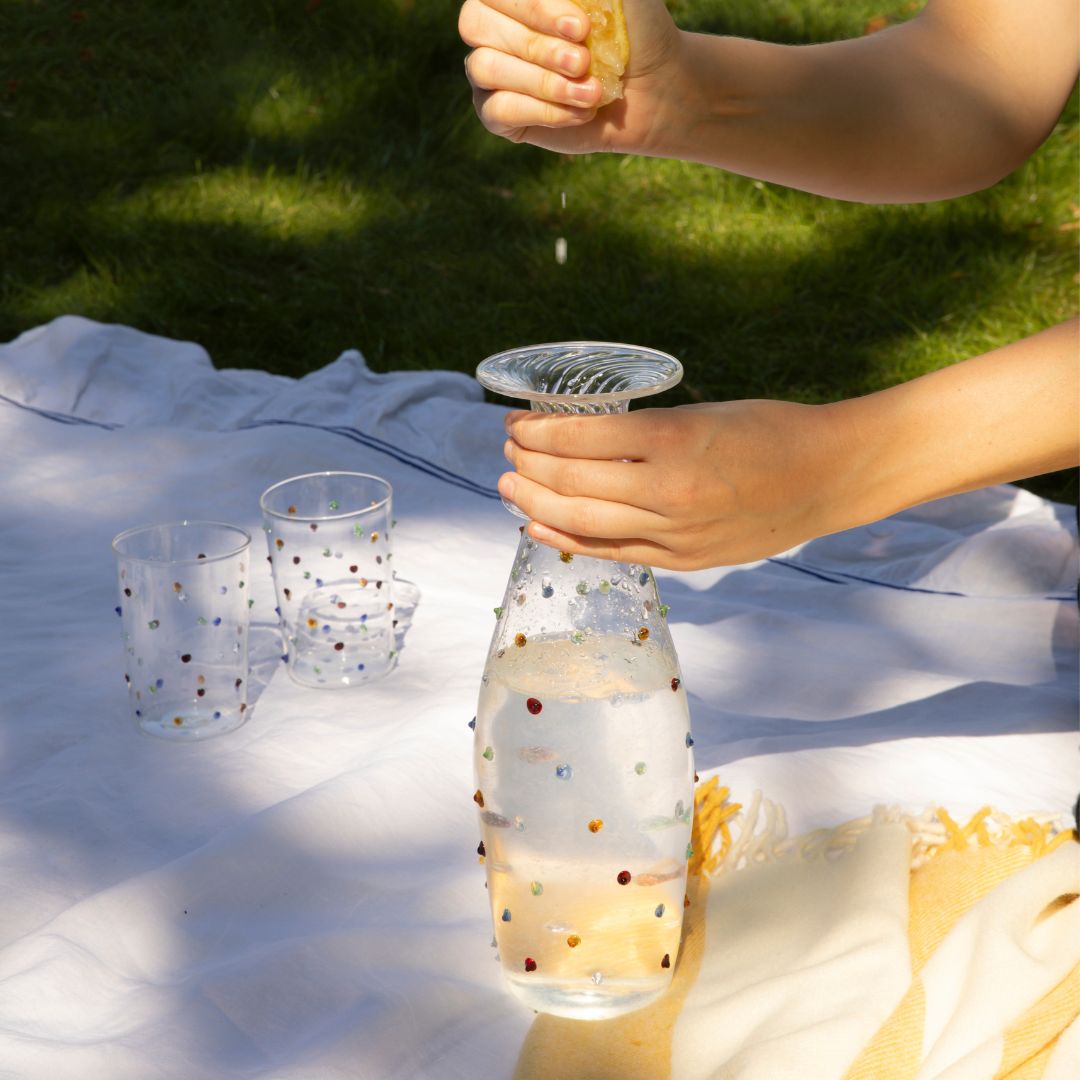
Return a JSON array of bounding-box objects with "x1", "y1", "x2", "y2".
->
[{"x1": 2, "y1": 392, "x2": 1074, "y2": 599}]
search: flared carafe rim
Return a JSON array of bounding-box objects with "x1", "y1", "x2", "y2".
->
[{"x1": 476, "y1": 341, "x2": 683, "y2": 406}]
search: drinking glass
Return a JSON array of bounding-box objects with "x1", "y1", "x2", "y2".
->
[
  {"x1": 113, "y1": 521, "x2": 252, "y2": 740},
  {"x1": 260, "y1": 472, "x2": 396, "y2": 688}
]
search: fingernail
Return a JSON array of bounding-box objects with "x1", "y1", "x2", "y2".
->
[
  {"x1": 557, "y1": 15, "x2": 583, "y2": 40},
  {"x1": 503, "y1": 439, "x2": 514, "y2": 463},
  {"x1": 557, "y1": 48, "x2": 581, "y2": 76},
  {"x1": 570, "y1": 80, "x2": 598, "y2": 104},
  {"x1": 498, "y1": 474, "x2": 516, "y2": 499}
]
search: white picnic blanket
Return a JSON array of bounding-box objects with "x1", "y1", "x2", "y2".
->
[{"x1": 0, "y1": 316, "x2": 1075, "y2": 1079}]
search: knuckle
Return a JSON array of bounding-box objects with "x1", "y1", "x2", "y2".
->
[
  {"x1": 568, "y1": 501, "x2": 598, "y2": 537},
  {"x1": 538, "y1": 67, "x2": 566, "y2": 102},
  {"x1": 522, "y1": 0, "x2": 547, "y2": 29},
  {"x1": 555, "y1": 460, "x2": 584, "y2": 494}
]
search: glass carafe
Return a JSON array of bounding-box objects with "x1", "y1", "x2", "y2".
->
[{"x1": 474, "y1": 342, "x2": 695, "y2": 1020}]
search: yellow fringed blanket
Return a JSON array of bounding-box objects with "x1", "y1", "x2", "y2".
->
[{"x1": 515, "y1": 779, "x2": 1080, "y2": 1079}]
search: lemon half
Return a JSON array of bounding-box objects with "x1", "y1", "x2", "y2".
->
[{"x1": 576, "y1": 0, "x2": 630, "y2": 106}]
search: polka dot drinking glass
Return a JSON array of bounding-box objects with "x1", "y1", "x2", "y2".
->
[
  {"x1": 260, "y1": 472, "x2": 395, "y2": 689},
  {"x1": 112, "y1": 521, "x2": 252, "y2": 741}
]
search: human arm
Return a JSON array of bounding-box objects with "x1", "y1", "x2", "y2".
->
[
  {"x1": 499, "y1": 319, "x2": 1079, "y2": 570},
  {"x1": 460, "y1": 0, "x2": 1079, "y2": 202}
]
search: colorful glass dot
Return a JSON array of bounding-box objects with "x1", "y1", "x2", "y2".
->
[
  {"x1": 477, "y1": 840, "x2": 485, "y2": 857},
  {"x1": 473, "y1": 790, "x2": 485, "y2": 808},
  {"x1": 493, "y1": 606, "x2": 503, "y2": 619},
  {"x1": 283, "y1": 588, "x2": 291, "y2": 600},
  {"x1": 637, "y1": 627, "x2": 650, "y2": 641},
  {"x1": 501, "y1": 908, "x2": 511, "y2": 922},
  {"x1": 661, "y1": 954, "x2": 671, "y2": 969},
  {"x1": 526, "y1": 697, "x2": 543, "y2": 715},
  {"x1": 514, "y1": 633, "x2": 527, "y2": 648},
  {"x1": 293, "y1": 556, "x2": 301, "y2": 565},
  {"x1": 524, "y1": 958, "x2": 537, "y2": 973},
  {"x1": 567, "y1": 935, "x2": 581, "y2": 948},
  {"x1": 322, "y1": 547, "x2": 331, "y2": 557},
  {"x1": 275, "y1": 538, "x2": 284, "y2": 550},
  {"x1": 686, "y1": 843, "x2": 695, "y2": 859},
  {"x1": 180, "y1": 654, "x2": 191, "y2": 663},
  {"x1": 148, "y1": 620, "x2": 159, "y2": 630},
  {"x1": 196, "y1": 616, "x2": 207, "y2": 625},
  {"x1": 173, "y1": 716, "x2": 183, "y2": 726},
  {"x1": 336, "y1": 601, "x2": 347, "y2": 610},
  {"x1": 671, "y1": 677, "x2": 681, "y2": 692},
  {"x1": 559, "y1": 551, "x2": 573, "y2": 563},
  {"x1": 356, "y1": 663, "x2": 365, "y2": 672},
  {"x1": 235, "y1": 678, "x2": 243, "y2": 689},
  {"x1": 587, "y1": 819, "x2": 603, "y2": 833},
  {"x1": 570, "y1": 630, "x2": 585, "y2": 644},
  {"x1": 599, "y1": 580, "x2": 611, "y2": 594},
  {"x1": 329, "y1": 499, "x2": 339, "y2": 510},
  {"x1": 685, "y1": 894, "x2": 691, "y2": 908},
  {"x1": 542, "y1": 584, "x2": 554, "y2": 598},
  {"x1": 639, "y1": 571, "x2": 649, "y2": 585},
  {"x1": 115, "y1": 606, "x2": 122, "y2": 616},
  {"x1": 213, "y1": 711, "x2": 221, "y2": 720},
  {"x1": 212, "y1": 617, "x2": 222, "y2": 626},
  {"x1": 686, "y1": 732, "x2": 694, "y2": 748},
  {"x1": 575, "y1": 581, "x2": 588, "y2": 595},
  {"x1": 617, "y1": 870, "x2": 631, "y2": 885},
  {"x1": 287, "y1": 505, "x2": 297, "y2": 514},
  {"x1": 655, "y1": 903, "x2": 665, "y2": 917},
  {"x1": 555, "y1": 764, "x2": 573, "y2": 781},
  {"x1": 482, "y1": 746, "x2": 494, "y2": 761},
  {"x1": 659, "y1": 603, "x2": 670, "y2": 618},
  {"x1": 635, "y1": 762, "x2": 647, "y2": 775},
  {"x1": 530, "y1": 881, "x2": 543, "y2": 896},
  {"x1": 124, "y1": 588, "x2": 132, "y2": 597},
  {"x1": 172, "y1": 582, "x2": 181, "y2": 593},
  {"x1": 309, "y1": 523, "x2": 318, "y2": 532},
  {"x1": 196, "y1": 688, "x2": 205, "y2": 697}
]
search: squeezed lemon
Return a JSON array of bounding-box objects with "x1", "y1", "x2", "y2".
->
[{"x1": 577, "y1": 0, "x2": 629, "y2": 106}]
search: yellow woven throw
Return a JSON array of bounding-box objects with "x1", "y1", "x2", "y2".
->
[{"x1": 514, "y1": 778, "x2": 1080, "y2": 1080}]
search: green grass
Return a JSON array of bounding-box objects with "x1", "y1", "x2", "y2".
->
[{"x1": 0, "y1": 0, "x2": 1076, "y2": 501}]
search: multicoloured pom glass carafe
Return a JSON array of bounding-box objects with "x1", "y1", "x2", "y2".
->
[{"x1": 474, "y1": 342, "x2": 695, "y2": 1020}]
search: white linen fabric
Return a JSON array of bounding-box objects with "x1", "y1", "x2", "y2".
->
[{"x1": 0, "y1": 316, "x2": 1076, "y2": 1080}]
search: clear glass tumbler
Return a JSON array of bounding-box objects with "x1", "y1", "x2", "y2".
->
[
  {"x1": 112, "y1": 521, "x2": 252, "y2": 741},
  {"x1": 260, "y1": 472, "x2": 396, "y2": 688}
]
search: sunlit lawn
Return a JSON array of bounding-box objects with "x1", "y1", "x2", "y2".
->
[{"x1": 0, "y1": 0, "x2": 1076, "y2": 499}]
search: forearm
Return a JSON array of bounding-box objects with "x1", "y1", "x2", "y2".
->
[
  {"x1": 650, "y1": 1, "x2": 1078, "y2": 202},
  {"x1": 831, "y1": 319, "x2": 1079, "y2": 529}
]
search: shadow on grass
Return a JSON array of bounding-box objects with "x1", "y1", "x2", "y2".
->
[{"x1": 0, "y1": 0, "x2": 1075, "y2": 498}]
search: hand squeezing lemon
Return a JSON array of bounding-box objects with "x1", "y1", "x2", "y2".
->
[{"x1": 577, "y1": 1, "x2": 630, "y2": 106}]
